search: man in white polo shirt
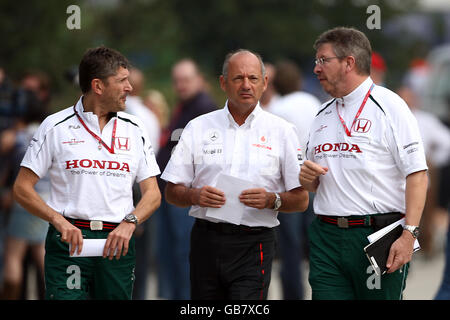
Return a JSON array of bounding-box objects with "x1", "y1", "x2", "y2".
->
[
  {"x1": 300, "y1": 27, "x2": 428, "y2": 300},
  {"x1": 13, "y1": 46, "x2": 161, "y2": 299},
  {"x1": 162, "y1": 49, "x2": 309, "y2": 299}
]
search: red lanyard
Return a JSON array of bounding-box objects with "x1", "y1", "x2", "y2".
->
[
  {"x1": 73, "y1": 106, "x2": 117, "y2": 154},
  {"x1": 336, "y1": 83, "x2": 374, "y2": 137}
]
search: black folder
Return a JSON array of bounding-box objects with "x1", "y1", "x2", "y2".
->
[{"x1": 363, "y1": 224, "x2": 404, "y2": 276}]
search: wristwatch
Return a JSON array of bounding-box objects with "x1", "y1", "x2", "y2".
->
[
  {"x1": 123, "y1": 213, "x2": 138, "y2": 225},
  {"x1": 404, "y1": 225, "x2": 420, "y2": 238},
  {"x1": 272, "y1": 193, "x2": 282, "y2": 211}
]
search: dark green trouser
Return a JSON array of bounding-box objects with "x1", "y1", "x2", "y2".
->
[
  {"x1": 44, "y1": 224, "x2": 135, "y2": 300},
  {"x1": 308, "y1": 217, "x2": 408, "y2": 300}
]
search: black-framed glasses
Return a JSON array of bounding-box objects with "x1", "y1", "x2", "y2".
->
[{"x1": 314, "y1": 56, "x2": 342, "y2": 66}]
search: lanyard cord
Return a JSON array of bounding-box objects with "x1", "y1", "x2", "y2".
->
[
  {"x1": 73, "y1": 106, "x2": 117, "y2": 154},
  {"x1": 336, "y1": 83, "x2": 374, "y2": 137}
]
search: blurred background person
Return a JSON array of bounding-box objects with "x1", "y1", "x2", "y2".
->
[
  {"x1": 0, "y1": 86, "x2": 48, "y2": 299},
  {"x1": 20, "y1": 70, "x2": 51, "y2": 110},
  {"x1": 403, "y1": 58, "x2": 430, "y2": 100},
  {"x1": 370, "y1": 51, "x2": 387, "y2": 86},
  {"x1": 397, "y1": 85, "x2": 450, "y2": 256},
  {"x1": 268, "y1": 59, "x2": 321, "y2": 299},
  {"x1": 0, "y1": 67, "x2": 42, "y2": 297},
  {"x1": 124, "y1": 67, "x2": 161, "y2": 300},
  {"x1": 271, "y1": 60, "x2": 321, "y2": 162},
  {"x1": 0, "y1": 66, "x2": 18, "y2": 291},
  {"x1": 0, "y1": 67, "x2": 25, "y2": 185},
  {"x1": 0, "y1": 67, "x2": 20, "y2": 133},
  {"x1": 259, "y1": 62, "x2": 279, "y2": 111},
  {"x1": 17, "y1": 70, "x2": 52, "y2": 299},
  {"x1": 125, "y1": 67, "x2": 160, "y2": 154},
  {"x1": 143, "y1": 89, "x2": 170, "y2": 130},
  {"x1": 155, "y1": 58, "x2": 217, "y2": 299},
  {"x1": 435, "y1": 93, "x2": 450, "y2": 300}
]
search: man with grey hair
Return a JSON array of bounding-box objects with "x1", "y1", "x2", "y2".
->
[
  {"x1": 300, "y1": 27, "x2": 428, "y2": 299},
  {"x1": 161, "y1": 49, "x2": 308, "y2": 299}
]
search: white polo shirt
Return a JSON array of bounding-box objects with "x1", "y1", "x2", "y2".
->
[
  {"x1": 21, "y1": 96, "x2": 160, "y2": 223},
  {"x1": 306, "y1": 77, "x2": 428, "y2": 216},
  {"x1": 161, "y1": 102, "x2": 302, "y2": 227}
]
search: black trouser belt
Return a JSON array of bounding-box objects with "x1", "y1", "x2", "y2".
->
[
  {"x1": 317, "y1": 212, "x2": 404, "y2": 229},
  {"x1": 67, "y1": 218, "x2": 119, "y2": 231},
  {"x1": 195, "y1": 218, "x2": 270, "y2": 234}
]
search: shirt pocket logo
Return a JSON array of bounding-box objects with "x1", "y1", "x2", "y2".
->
[
  {"x1": 353, "y1": 118, "x2": 372, "y2": 133},
  {"x1": 115, "y1": 136, "x2": 130, "y2": 151}
]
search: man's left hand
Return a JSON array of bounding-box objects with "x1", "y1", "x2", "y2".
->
[
  {"x1": 386, "y1": 230, "x2": 415, "y2": 273},
  {"x1": 103, "y1": 222, "x2": 136, "y2": 260},
  {"x1": 239, "y1": 188, "x2": 273, "y2": 209}
]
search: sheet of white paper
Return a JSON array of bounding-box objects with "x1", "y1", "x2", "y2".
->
[
  {"x1": 367, "y1": 217, "x2": 420, "y2": 252},
  {"x1": 205, "y1": 174, "x2": 255, "y2": 225},
  {"x1": 69, "y1": 239, "x2": 115, "y2": 257}
]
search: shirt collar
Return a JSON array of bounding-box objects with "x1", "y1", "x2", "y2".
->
[
  {"x1": 74, "y1": 96, "x2": 117, "y2": 130},
  {"x1": 224, "y1": 100, "x2": 262, "y2": 128},
  {"x1": 336, "y1": 77, "x2": 373, "y2": 106},
  {"x1": 75, "y1": 96, "x2": 96, "y2": 124}
]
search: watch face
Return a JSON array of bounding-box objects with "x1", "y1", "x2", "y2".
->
[
  {"x1": 406, "y1": 226, "x2": 420, "y2": 238},
  {"x1": 125, "y1": 214, "x2": 137, "y2": 223},
  {"x1": 274, "y1": 198, "x2": 281, "y2": 210}
]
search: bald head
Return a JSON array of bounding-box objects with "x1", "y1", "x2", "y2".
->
[
  {"x1": 172, "y1": 59, "x2": 204, "y2": 102},
  {"x1": 219, "y1": 49, "x2": 268, "y2": 115},
  {"x1": 222, "y1": 49, "x2": 266, "y2": 80}
]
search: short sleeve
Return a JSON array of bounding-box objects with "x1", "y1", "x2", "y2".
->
[
  {"x1": 135, "y1": 119, "x2": 161, "y2": 183},
  {"x1": 20, "y1": 118, "x2": 54, "y2": 178},
  {"x1": 386, "y1": 97, "x2": 428, "y2": 177}
]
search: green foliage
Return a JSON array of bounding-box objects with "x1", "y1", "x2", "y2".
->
[{"x1": 0, "y1": 0, "x2": 423, "y2": 112}]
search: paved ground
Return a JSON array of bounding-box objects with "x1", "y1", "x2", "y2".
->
[
  {"x1": 142, "y1": 249, "x2": 445, "y2": 300},
  {"x1": 403, "y1": 251, "x2": 445, "y2": 299},
  {"x1": 268, "y1": 250, "x2": 445, "y2": 300},
  {"x1": 144, "y1": 215, "x2": 450, "y2": 300},
  {"x1": 24, "y1": 245, "x2": 445, "y2": 300}
]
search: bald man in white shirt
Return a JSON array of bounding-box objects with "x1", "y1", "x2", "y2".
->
[{"x1": 162, "y1": 49, "x2": 308, "y2": 300}]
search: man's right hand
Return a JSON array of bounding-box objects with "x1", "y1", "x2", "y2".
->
[
  {"x1": 299, "y1": 160, "x2": 328, "y2": 192},
  {"x1": 51, "y1": 214, "x2": 83, "y2": 256},
  {"x1": 191, "y1": 185, "x2": 226, "y2": 208}
]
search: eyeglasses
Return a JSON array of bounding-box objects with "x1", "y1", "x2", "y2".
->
[{"x1": 314, "y1": 56, "x2": 342, "y2": 66}]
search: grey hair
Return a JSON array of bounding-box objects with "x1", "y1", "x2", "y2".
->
[
  {"x1": 313, "y1": 27, "x2": 372, "y2": 75},
  {"x1": 222, "y1": 49, "x2": 266, "y2": 79}
]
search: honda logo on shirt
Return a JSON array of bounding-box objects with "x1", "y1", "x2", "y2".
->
[
  {"x1": 115, "y1": 137, "x2": 130, "y2": 151},
  {"x1": 353, "y1": 118, "x2": 372, "y2": 133}
]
